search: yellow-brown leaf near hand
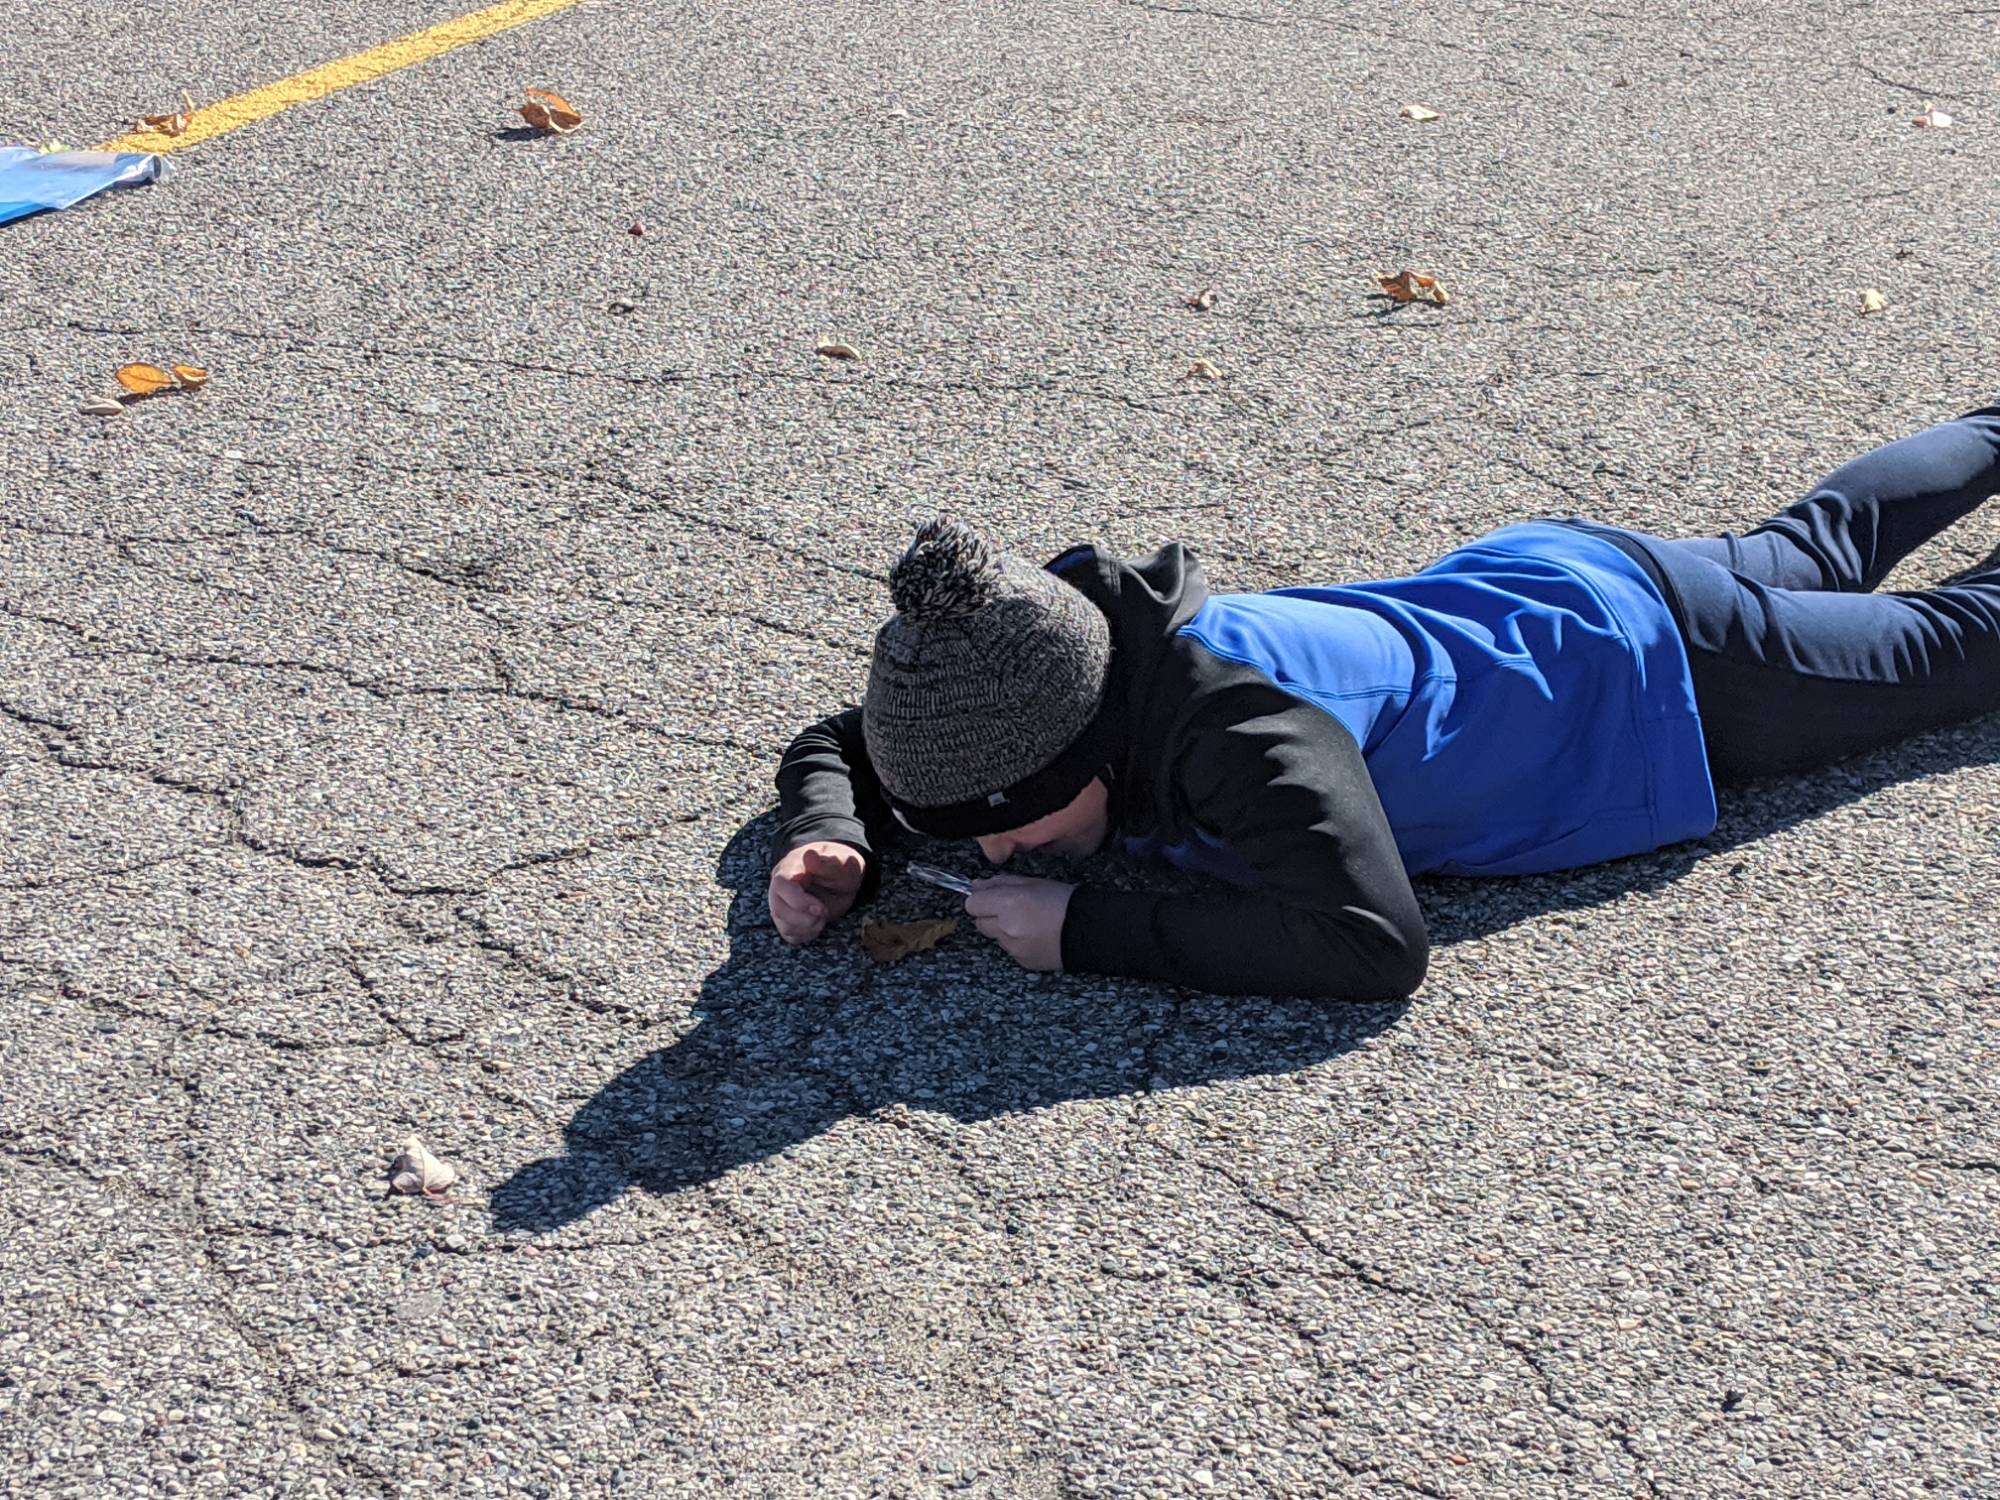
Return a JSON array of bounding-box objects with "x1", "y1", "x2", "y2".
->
[
  {"x1": 520, "y1": 87, "x2": 584, "y2": 133},
  {"x1": 170, "y1": 364, "x2": 209, "y2": 389},
  {"x1": 115, "y1": 363, "x2": 176, "y2": 396},
  {"x1": 861, "y1": 917, "x2": 958, "y2": 964}
]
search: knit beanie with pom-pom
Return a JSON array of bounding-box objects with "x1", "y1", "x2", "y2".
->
[{"x1": 863, "y1": 517, "x2": 1117, "y2": 838}]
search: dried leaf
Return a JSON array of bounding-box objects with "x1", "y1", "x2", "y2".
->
[
  {"x1": 387, "y1": 1135, "x2": 457, "y2": 1199},
  {"x1": 1185, "y1": 358, "x2": 1223, "y2": 380},
  {"x1": 114, "y1": 363, "x2": 176, "y2": 396},
  {"x1": 1400, "y1": 103, "x2": 1441, "y2": 122},
  {"x1": 1375, "y1": 269, "x2": 1450, "y2": 306},
  {"x1": 78, "y1": 397, "x2": 126, "y2": 417},
  {"x1": 170, "y1": 363, "x2": 209, "y2": 389},
  {"x1": 815, "y1": 339, "x2": 862, "y2": 361},
  {"x1": 1859, "y1": 288, "x2": 1888, "y2": 314},
  {"x1": 1185, "y1": 286, "x2": 1218, "y2": 311},
  {"x1": 1912, "y1": 103, "x2": 1953, "y2": 129},
  {"x1": 138, "y1": 90, "x2": 196, "y2": 137},
  {"x1": 519, "y1": 87, "x2": 584, "y2": 134},
  {"x1": 861, "y1": 917, "x2": 958, "y2": 964}
]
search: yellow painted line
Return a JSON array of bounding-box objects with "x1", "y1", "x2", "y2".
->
[{"x1": 96, "y1": 0, "x2": 588, "y2": 153}]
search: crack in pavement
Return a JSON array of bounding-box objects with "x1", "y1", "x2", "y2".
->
[
  {"x1": 159, "y1": 1056, "x2": 403, "y2": 1497},
  {"x1": 1146, "y1": 1134, "x2": 1664, "y2": 1495},
  {"x1": 1851, "y1": 58, "x2": 1970, "y2": 100},
  {"x1": 3, "y1": 956, "x2": 408, "y2": 1055},
  {"x1": 0, "y1": 594, "x2": 761, "y2": 757},
  {"x1": 866, "y1": 1095, "x2": 1457, "y2": 1498}
]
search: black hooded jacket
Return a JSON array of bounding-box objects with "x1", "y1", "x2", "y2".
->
[{"x1": 771, "y1": 544, "x2": 1429, "y2": 1000}]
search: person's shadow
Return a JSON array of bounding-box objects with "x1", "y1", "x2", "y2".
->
[
  {"x1": 487, "y1": 818, "x2": 1410, "y2": 1232},
  {"x1": 490, "y1": 706, "x2": 1999, "y2": 1234}
]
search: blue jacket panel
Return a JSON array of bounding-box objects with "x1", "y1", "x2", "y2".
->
[{"x1": 1176, "y1": 522, "x2": 1717, "y2": 876}]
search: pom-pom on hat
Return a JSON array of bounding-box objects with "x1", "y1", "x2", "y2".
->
[{"x1": 864, "y1": 518, "x2": 1116, "y2": 837}]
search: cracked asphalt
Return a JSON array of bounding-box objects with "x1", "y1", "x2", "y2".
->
[{"x1": 2, "y1": 1, "x2": 1998, "y2": 1496}]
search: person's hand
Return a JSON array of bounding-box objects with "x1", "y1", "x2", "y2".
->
[
  {"x1": 769, "y1": 841, "x2": 867, "y2": 946},
  {"x1": 964, "y1": 874, "x2": 1076, "y2": 973}
]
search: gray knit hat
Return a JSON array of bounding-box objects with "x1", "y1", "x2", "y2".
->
[{"x1": 863, "y1": 518, "x2": 1116, "y2": 838}]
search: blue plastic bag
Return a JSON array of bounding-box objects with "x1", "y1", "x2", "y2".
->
[{"x1": 0, "y1": 146, "x2": 171, "y2": 227}]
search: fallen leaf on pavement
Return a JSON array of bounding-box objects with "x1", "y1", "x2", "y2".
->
[
  {"x1": 78, "y1": 397, "x2": 126, "y2": 417},
  {"x1": 1186, "y1": 358, "x2": 1223, "y2": 380},
  {"x1": 137, "y1": 91, "x2": 196, "y2": 137},
  {"x1": 388, "y1": 1135, "x2": 457, "y2": 1199},
  {"x1": 1859, "y1": 288, "x2": 1888, "y2": 314},
  {"x1": 518, "y1": 87, "x2": 584, "y2": 134},
  {"x1": 1185, "y1": 286, "x2": 1218, "y2": 311},
  {"x1": 1400, "y1": 103, "x2": 1441, "y2": 122},
  {"x1": 862, "y1": 917, "x2": 957, "y2": 964},
  {"x1": 815, "y1": 339, "x2": 862, "y2": 361},
  {"x1": 170, "y1": 364, "x2": 209, "y2": 389},
  {"x1": 1912, "y1": 103, "x2": 1953, "y2": 129},
  {"x1": 1375, "y1": 269, "x2": 1450, "y2": 306},
  {"x1": 114, "y1": 363, "x2": 176, "y2": 396}
]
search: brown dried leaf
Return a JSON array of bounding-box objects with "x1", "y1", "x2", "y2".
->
[
  {"x1": 1400, "y1": 103, "x2": 1441, "y2": 122},
  {"x1": 1374, "y1": 269, "x2": 1450, "y2": 306},
  {"x1": 1185, "y1": 358, "x2": 1223, "y2": 380},
  {"x1": 387, "y1": 1135, "x2": 457, "y2": 1199},
  {"x1": 519, "y1": 87, "x2": 584, "y2": 133},
  {"x1": 815, "y1": 339, "x2": 862, "y2": 361},
  {"x1": 861, "y1": 917, "x2": 958, "y2": 964},
  {"x1": 138, "y1": 92, "x2": 196, "y2": 137},
  {"x1": 1185, "y1": 286, "x2": 1217, "y2": 311},
  {"x1": 114, "y1": 363, "x2": 176, "y2": 396},
  {"x1": 170, "y1": 363, "x2": 209, "y2": 389}
]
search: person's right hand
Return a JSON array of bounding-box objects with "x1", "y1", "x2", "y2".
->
[{"x1": 768, "y1": 841, "x2": 867, "y2": 946}]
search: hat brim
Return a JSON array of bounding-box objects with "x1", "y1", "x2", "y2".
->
[{"x1": 886, "y1": 704, "x2": 1123, "y2": 840}]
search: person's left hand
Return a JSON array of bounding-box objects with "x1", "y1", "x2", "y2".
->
[{"x1": 964, "y1": 874, "x2": 1076, "y2": 973}]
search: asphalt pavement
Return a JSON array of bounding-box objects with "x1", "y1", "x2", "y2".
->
[{"x1": 1, "y1": 0, "x2": 1996, "y2": 1495}]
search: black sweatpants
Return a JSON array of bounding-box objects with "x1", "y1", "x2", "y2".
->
[{"x1": 1582, "y1": 403, "x2": 2000, "y2": 784}]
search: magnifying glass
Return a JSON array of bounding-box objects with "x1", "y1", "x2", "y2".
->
[{"x1": 906, "y1": 862, "x2": 975, "y2": 895}]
